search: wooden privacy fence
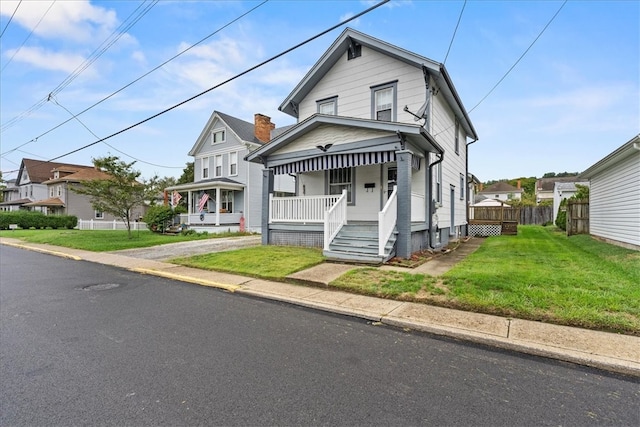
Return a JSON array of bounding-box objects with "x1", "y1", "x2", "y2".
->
[
  {"x1": 468, "y1": 205, "x2": 553, "y2": 225},
  {"x1": 567, "y1": 199, "x2": 589, "y2": 236}
]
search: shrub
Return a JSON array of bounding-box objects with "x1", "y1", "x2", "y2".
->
[
  {"x1": 555, "y1": 199, "x2": 567, "y2": 231},
  {"x1": 0, "y1": 211, "x2": 78, "y2": 230},
  {"x1": 142, "y1": 205, "x2": 179, "y2": 232}
]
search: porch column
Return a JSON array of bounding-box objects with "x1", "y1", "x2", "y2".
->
[
  {"x1": 261, "y1": 168, "x2": 274, "y2": 245},
  {"x1": 187, "y1": 191, "x2": 193, "y2": 225},
  {"x1": 396, "y1": 150, "x2": 412, "y2": 259},
  {"x1": 215, "y1": 187, "x2": 221, "y2": 226}
]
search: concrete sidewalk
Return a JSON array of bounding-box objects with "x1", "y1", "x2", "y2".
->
[{"x1": 2, "y1": 236, "x2": 638, "y2": 377}]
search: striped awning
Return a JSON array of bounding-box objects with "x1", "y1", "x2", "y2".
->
[{"x1": 273, "y1": 151, "x2": 397, "y2": 175}]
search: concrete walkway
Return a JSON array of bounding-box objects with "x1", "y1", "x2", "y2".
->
[{"x1": 1, "y1": 236, "x2": 638, "y2": 377}]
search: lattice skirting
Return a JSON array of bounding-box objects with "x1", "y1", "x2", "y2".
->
[
  {"x1": 469, "y1": 224, "x2": 502, "y2": 237},
  {"x1": 270, "y1": 231, "x2": 323, "y2": 247}
]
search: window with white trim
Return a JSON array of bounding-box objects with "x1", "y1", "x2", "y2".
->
[
  {"x1": 460, "y1": 174, "x2": 465, "y2": 200},
  {"x1": 211, "y1": 128, "x2": 226, "y2": 144},
  {"x1": 371, "y1": 82, "x2": 397, "y2": 121},
  {"x1": 49, "y1": 187, "x2": 54, "y2": 197},
  {"x1": 214, "y1": 155, "x2": 223, "y2": 177},
  {"x1": 221, "y1": 190, "x2": 233, "y2": 213},
  {"x1": 317, "y1": 97, "x2": 337, "y2": 115},
  {"x1": 56, "y1": 185, "x2": 62, "y2": 197},
  {"x1": 95, "y1": 210, "x2": 104, "y2": 219},
  {"x1": 201, "y1": 156, "x2": 210, "y2": 179},
  {"x1": 435, "y1": 162, "x2": 442, "y2": 204},
  {"x1": 329, "y1": 168, "x2": 354, "y2": 203},
  {"x1": 229, "y1": 152, "x2": 238, "y2": 176}
]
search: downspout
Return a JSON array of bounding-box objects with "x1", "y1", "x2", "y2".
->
[
  {"x1": 428, "y1": 152, "x2": 444, "y2": 249},
  {"x1": 465, "y1": 138, "x2": 478, "y2": 235}
]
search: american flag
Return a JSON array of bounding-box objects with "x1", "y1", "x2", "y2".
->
[
  {"x1": 172, "y1": 191, "x2": 182, "y2": 206},
  {"x1": 198, "y1": 193, "x2": 209, "y2": 212}
]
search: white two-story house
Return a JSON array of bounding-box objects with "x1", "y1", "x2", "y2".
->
[
  {"x1": 247, "y1": 28, "x2": 478, "y2": 263},
  {"x1": 166, "y1": 111, "x2": 294, "y2": 232}
]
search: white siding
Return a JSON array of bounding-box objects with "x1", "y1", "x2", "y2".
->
[
  {"x1": 298, "y1": 46, "x2": 425, "y2": 124},
  {"x1": 589, "y1": 152, "x2": 640, "y2": 247},
  {"x1": 273, "y1": 124, "x2": 390, "y2": 155}
]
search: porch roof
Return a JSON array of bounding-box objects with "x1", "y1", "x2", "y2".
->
[
  {"x1": 166, "y1": 177, "x2": 245, "y2": 192},
  {"x1": 23, "y1": 197, "x2": 65, "y2": 207},
  {"x1": 245, "y1": 114, "x2": 443, "y2": 166},
  {"x1": 0, "y1": 198, "x2": 32, "y2": 206}
]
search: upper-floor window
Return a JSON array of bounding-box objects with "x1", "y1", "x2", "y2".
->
[
  {"x1": 455, "y1": 119, "x2": 460, "y2": 155},
  {"x1": 211, "y1": 128, "x2": 226, "y2": 144},
  {"x1": 229, "y1": 152, "x2": 238, "y2": 176},
  {"x1": 371, "y1": 81, "x2": 397, "y2": 121},
  {"x1": 201, "y1": 156, "x2": 210, "y2": 179},
  {"x1": 317, "y1": 96, "x2": 337, "y2": 115},
  {"x1": 329, "y1": 167, "x2": 354, "y2": 204},
  {"x1": 49, "y1": 187, "x2": 54, "y2": 198},
  {"x1": 214, "y1": 155, "x2": 223, "y2": 177},
  {"x1": 56, "y1": 185, "x2": 62, "y2": 197}
]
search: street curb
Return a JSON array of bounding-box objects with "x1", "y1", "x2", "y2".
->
[
  {"x1": 131, "y1": 268, "x2": 240, "y2": 292},
  {"x1": 1, "y1": 241, "x2": 82, "y2": 261}
]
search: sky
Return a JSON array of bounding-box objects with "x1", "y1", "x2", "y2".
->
[{"x1": 1, "y1": 0, "x2": 638, "y2": 183}]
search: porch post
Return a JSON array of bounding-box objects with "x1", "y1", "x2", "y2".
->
[
  {"x1": 261, "y1": 168, "x2": 274, "y2": 245},
  {"x1": 396, "y1": 150, "x2": 412, "y2": 259},
  {"x1": 187, "y1": 191, "x2": 193, "y2": 225},
  {"x1": 215, "y1": 187, "x2": 221, "y2": 226}
]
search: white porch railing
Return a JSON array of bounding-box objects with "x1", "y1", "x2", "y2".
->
[
  {"x1": 411, "y1": 192, "x2": 426, "y2": 222},
  {"x1": 378, "y1": 186, "x2": 398, "y2": 256},
  {"x1": 77, "y1": 219, "x2": 146, "y2": 230},
  {"x1": 323, "y1": 190, "x2": 348, "y2": 251},
  {"x1": 269, "y1": 193, "x2": 342, "y2": 223}
]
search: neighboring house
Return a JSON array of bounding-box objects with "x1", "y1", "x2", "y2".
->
[
  {"x1": 477, "y1": 181, "x2": 522, "y2": 202},
  {"x1": 246, "y1": 28, "x2": 478, "y2": 262},
  {"x1": 0, "y1": 159, "x2": 90, "y2": 213},
  {"x1": 579, "y1": 135, "x2": 640, "y2": 250},
  {"x1": 535, "y1": 176, "x2": 579, "y2": 205},
  {"x1": 23, "y1": 165, "x2": 146, "y2": 222},
  {"x1": 0, "y1": 179, "x2": 19, "y2": 211},
  {"x1": 552, "y1": 180, "x2": 589, "y2": 221},
  {"x1": 166, "y1": 111, "x2": 295, "y2": 233},
  {"x1": 467, "y1": 173, "x2": 481, "y2": 206}
]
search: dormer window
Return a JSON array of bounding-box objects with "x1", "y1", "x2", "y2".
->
[
  {"x1": 317, "y1": 96, "x2": 337, "y2": 115},
  {"x1": 371, "y1": 81, "x2": 397, "y2": 121},
  {"x1": 211, "y1": 128, "x2": 226, "y2": 144}
]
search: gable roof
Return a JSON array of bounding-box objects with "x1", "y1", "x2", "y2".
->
[
  {"x1": 278, "y1": 27, "x2": 478, "y2": 140},
  {"x1": 43, "y1": 167, "x2": 112, "y2": 184},
  {"x1": 536, "y1": 176, "x2": 580, "y2": 192},
  {"x1": 480, "y1": 181, "x2": 521, "y2": 193},
  {"x1": 16, "y1": 159, "x2": 90, "y2": 184}
]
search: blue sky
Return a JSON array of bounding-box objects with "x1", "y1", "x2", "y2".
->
[{"x1": 1, "y1": 0, "x2": 638, "y2": 183}]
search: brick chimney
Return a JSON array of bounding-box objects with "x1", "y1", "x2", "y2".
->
[
  {"x1": 517, "y1": 179, "x2": 521, "y2": 189},
  {"x1": 254, "y1": 113, "x2": 275, "y2": 143}
]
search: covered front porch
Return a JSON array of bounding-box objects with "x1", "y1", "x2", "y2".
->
[{"x1": 166, "y1": 178, "x2": 247, "y2": 232}]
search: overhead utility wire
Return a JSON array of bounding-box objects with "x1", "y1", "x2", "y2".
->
[
  {"x1": 1, "y1": 0, "x2": 269, "y2": 159},
  {"x1": 443, "y1": 0, "x2": 466, "y2": 65},
  {"x1": 0, "y1": 0, "x2": 22, "y2": 39},
  {"x1": 0, "y1": 0, "x2": 157, "y2": 132},
  {"x1": 43, "y1": 0, "x2": 390, "y2": 164},
  {"x1": 1, "y1": 0, "x2": 56, "y2": 72},
  {"x1": 50, "y1": 95, "x2": 182, "y2": 169},
  {"x1": 468, "y1": 0, "x2": 567, "y2": 113}
]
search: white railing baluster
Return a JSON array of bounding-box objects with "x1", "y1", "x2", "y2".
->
[
  {"x1": 324, "y1": 190, "x2": 347, "y2": 250},
  {"x1": 378, "y1": 186, "x2": 398, "y2": 256}
]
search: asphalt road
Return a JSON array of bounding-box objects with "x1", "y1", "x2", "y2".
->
[{"x1": 1, "y1": 245, "x2": 638, "y2": 426}]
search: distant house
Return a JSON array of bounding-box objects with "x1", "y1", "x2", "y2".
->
[
  {"x1": 23, "y1": 165, "x2": 146, "y2": 222},
  {"x1": 0, "y1": 159, "x2": 90, "y2": 213},
  {"x1": 166, "y1": 111, "x2": 295, "y2": 233},
  {"x1": 467, "y1": 173, "x2": 481, "y2": 206},
  {"x1": 0, "y1": 179, "x2": 19, "y2": 211},
  {"x1": 552, "y1": 180, "x2": 589, "y2": 221},
  {"x1": 579, "y1": 135, "x2": 640, "y2": 250},
  {"x1": 478, "y1": 181, "x2": 522, "y2": 202},
  {"x1": 246, "y1": 28, "x2": 478, "y2": 262},
  {"x1": 535, "y1": 176, "x2": 579, "y2": 205}
]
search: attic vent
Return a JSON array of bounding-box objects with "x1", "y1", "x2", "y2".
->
[{"x1": 347, "y1": 42, "x2": 361, "y2": 60}]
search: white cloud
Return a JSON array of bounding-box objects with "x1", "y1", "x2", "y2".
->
[{"x1": 5, "y1": 46, "x2": 91, "y2": 74}]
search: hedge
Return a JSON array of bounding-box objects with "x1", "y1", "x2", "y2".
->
[{"x1": 0, "y1": 211, "x2": 78, "y2": 230}]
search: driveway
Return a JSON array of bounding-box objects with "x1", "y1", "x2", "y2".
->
[{"x1": 109, "y1": 235, "x2": 261, "y2": 260}]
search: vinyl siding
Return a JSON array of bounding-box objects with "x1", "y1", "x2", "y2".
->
[
  {"x1": 298, "y1": 46, "x2": 425, "y2": 124},
  {"x1": 589, "y1": 152, "x2": 640, "y2": 246}
]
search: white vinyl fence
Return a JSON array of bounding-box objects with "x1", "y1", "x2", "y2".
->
[{"x1": 77, "y1": 219, "x2": 147, "y2": 230}]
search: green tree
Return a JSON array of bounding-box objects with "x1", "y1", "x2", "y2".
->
[
  {"x1": 177, "y1": 162, "x2": 194, "y2": 185},
  {"x1": 72, "y1": 156, "x2": 156, "y2": 238}
]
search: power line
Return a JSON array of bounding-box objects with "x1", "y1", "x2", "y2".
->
[
  {"x1": 1, "y1": 0, "x2": 269, "y2": 159},
  {"x1": 443, "y1": 0, "x2": 466, "y2": 65},
  {"x1": 1, "y1": 0, "x2": 56, "y2": 72},
  {"x1": 0, "y1": 0, "x2": 22, "y2": 39},
  {"x1": 2, "y1": 0, "x2": 390, "y2": 175},
  {"x1": 0, "y1": 0, "x2": 158, "y2": 132},
  {"x1": 468, "y1": 0, "x2": 567, "y2": 113}
]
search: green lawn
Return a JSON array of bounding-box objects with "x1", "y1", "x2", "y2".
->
[
  {"x1": 171, "y1": 246, "x2": 325, "y2": 280},
  {"x1": 0, "y1": 229, "x2": 249, "y2": 252},
  {"x1": 333, "y1": 226, "x2": 640, "y2": 335}
]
